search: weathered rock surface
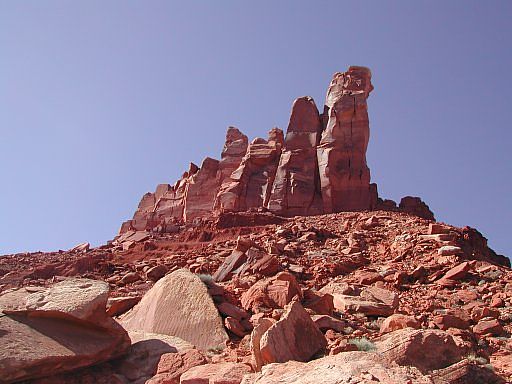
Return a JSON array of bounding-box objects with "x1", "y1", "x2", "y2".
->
[
  {"x1": 0, "y1": 279, "x2": 130, "y2": 383},
  {"x1": 119, "y1": 269, "x2": 228, "y2": 350},
  {"x1": 115, "y1": 331, "x2": 194, "y2": 382},
  {"x1": 240, "y1": 272, "x2": 302, "y2": 312},
  {"x1": 180, "y1": 362, "x2": 252, "y2": 384},
  {"x1": 376, "y1": 328, "x2": 466, "y2": 373},
  {"x1": 320, "y1": 283, "x2": 398, "y2": 316},
  {"x1": 2, "y1": 67, "x2": 512, "y2": 383},
  {"x1": 147, "y1": 348, "x2": 207, "y2": 384},
  {"x1": 258, "y1": 301, "x2": 326, "y2": 365},
  {"x1": 241, "y1": 351, "x2": 433, "y2": 384},
  {"x1": 267, "y1": 96, "x2": 323, "y2": 216},
  {"x1": 380, "y1": 314, "x2": 421, "y2": 333}
]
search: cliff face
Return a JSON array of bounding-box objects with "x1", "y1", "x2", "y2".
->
[{"x1": 120, "y1": 66, "x2": 433, "y2": 234}]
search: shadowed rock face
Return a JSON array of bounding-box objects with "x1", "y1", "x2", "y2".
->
[
  {"x1": 120, "y1": 66, "x2": 434, "y2": 234},
  {"x1": 268, "y1": 96, "x2": 323, "y2": 216}
]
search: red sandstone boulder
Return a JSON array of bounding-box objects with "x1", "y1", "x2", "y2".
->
[
  {"x1": 473, "y1": 318, "x2": 505, "y2": 336},
  {"x1": 241, "y1": 351, "x2": 433, "y2": 384},
  {"x1": 380, "y1": 314, "x2": 420, "y2": 334},
  {"x1": 146, "y1": 264, "x2": 169, "y2": 282},
  {"x1": 430, "y1": 359, "x2": 506, "y2": 384},
  {"x1": 258, "y1": 301, "x2": 326, "y2": 365},
  {"x1": 145, "y1": 349, "x2": 207, "y2": 384},
  {"x1": 433, "y1": 313, "x2": 470, "y2": 330},
  {"x1": 180, "y1": 362, "x2": 252, "y2": 384},
  {"x1": 217, "y1": 301, "x2": 249, "y2": 321},
  {"x1": 398, "y1": 196, "x2": 435, "y2": 220},
  {"x1": 119, "y1": 269, "x2": 228, "y2": 350},
  {"x1": 320, "y1": 283, "x2": 398, "y2": 316},
  {"x1": 317, "y1": 67, "x2": 373, "y2": 212},
  {"x1": 0, "y1": 279, "x2": 130, "y2": 383},
  {"x1": 311, "y1": 314, "x2": 345, "y2": 333},
  {"x1": 240, "y1": 271, "x2": 302, "y2": 312},
  {"x1": 438, "y1": 262, "x2": 473, "y2": 283},
  {"x1": 250, "y1": 317, "x2": 276, "y2": 371},
  {"x1": 302, "y1": 289, "x2": 334, "y2": 315},
  {"x1": 115, "y1": 330, "x2": 194, "y2": 382},
  {"x1": 106, "y1": 295, "x2": 142, "y2": 317}
]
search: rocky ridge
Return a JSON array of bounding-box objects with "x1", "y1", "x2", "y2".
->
[{"x1": 0, "y1": 67, "x2": 510, "y2": 384}]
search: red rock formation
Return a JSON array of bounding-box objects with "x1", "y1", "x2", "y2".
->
[
  {"x1": 120, "y1": 66, "x2": 436, "y2": 235},
  {"x1": 267, "y1": 97, "x2": 323, "y2": 215},
  {"x1": 216, "y1": 128, "x2": 284, "y2": 212},
  {"x1": 317, "y1": 66, "x2": 374, "y2": 212}
]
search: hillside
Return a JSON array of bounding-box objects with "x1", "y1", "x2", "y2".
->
[{"x1": 0, "y1": 67, "x2": 510, "y2": 384}]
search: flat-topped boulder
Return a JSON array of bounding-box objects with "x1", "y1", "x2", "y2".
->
[{"x1": 0, "y1": 278, "x2": 130, "y2": 383}]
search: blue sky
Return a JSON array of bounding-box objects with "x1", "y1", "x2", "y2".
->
[{"x1": 1, "y1": 1, "x2": 511, "y2": 257}]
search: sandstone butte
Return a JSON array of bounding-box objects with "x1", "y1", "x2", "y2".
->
[
  {"x1": 0, "y1": 66, "x2": 511, "y2": 384},
  {"x1": 119, "y1": 66, "x2": 434, "y2": 235}
]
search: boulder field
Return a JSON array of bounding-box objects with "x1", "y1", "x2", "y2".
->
[
  {"x1": 0, "y1": 67, "x2": 511, "y2": 383},
  {"x1": 1, "y1": 210, "x2": 510, "y2": 383}
]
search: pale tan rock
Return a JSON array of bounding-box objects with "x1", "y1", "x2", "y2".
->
[
  {"x1": 320, "y1": 283, "x2": 397, "y2": 316},
  {"x1": 69, "y1": 242, "x2": 90, "y2": 252},
  {"x1": 119, "y1": 269, "x2": 228, "y2": 350}
]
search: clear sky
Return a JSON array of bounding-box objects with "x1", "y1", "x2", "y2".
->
[{"x1": 1, "y1": 1, "x2": 511, "y2": 257}]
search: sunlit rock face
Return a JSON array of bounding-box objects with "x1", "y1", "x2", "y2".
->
[
  {"x1": 317, "y1": 66, "x2": 374, "y2": 213},
  {"x1": 120, "y1": 66, "x2": 434, "y2": 235}
]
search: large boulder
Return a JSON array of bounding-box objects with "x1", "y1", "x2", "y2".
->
[
  {"x1": 320, "y1": 283, "x2": 398, "y2": 316},
  {"x1": 258, "y1": 301, "x2": 326, "y2": 365},
  {"x1": 0, "y1": 279, "x2": 130, "y2": 383},
  {"x1": 119, "y1": 269, "x2": 228, "y2": 350},
  {"x1": 114, "y1": 330, "x2": 194, "y2": 382},
  {"x1": 375, "y1": 328, "x2": 466, "y2": 373},
  {"x1": 241, "y1": 272, "x2": 302, "y2": 312},
  {"x1": 146, "y1": 348, "x2": 207, "y2": 384},
  {"x1": 241, "y1": 351, "x2": 433, "y2": 384}
]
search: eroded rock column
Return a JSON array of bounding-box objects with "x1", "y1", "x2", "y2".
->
[
  {"x1": 267, "y1": 97, "x2": 323, "y2": 215},
  {"x1": 317, "y1": 66, "x2": 374, "y2": 212}
]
